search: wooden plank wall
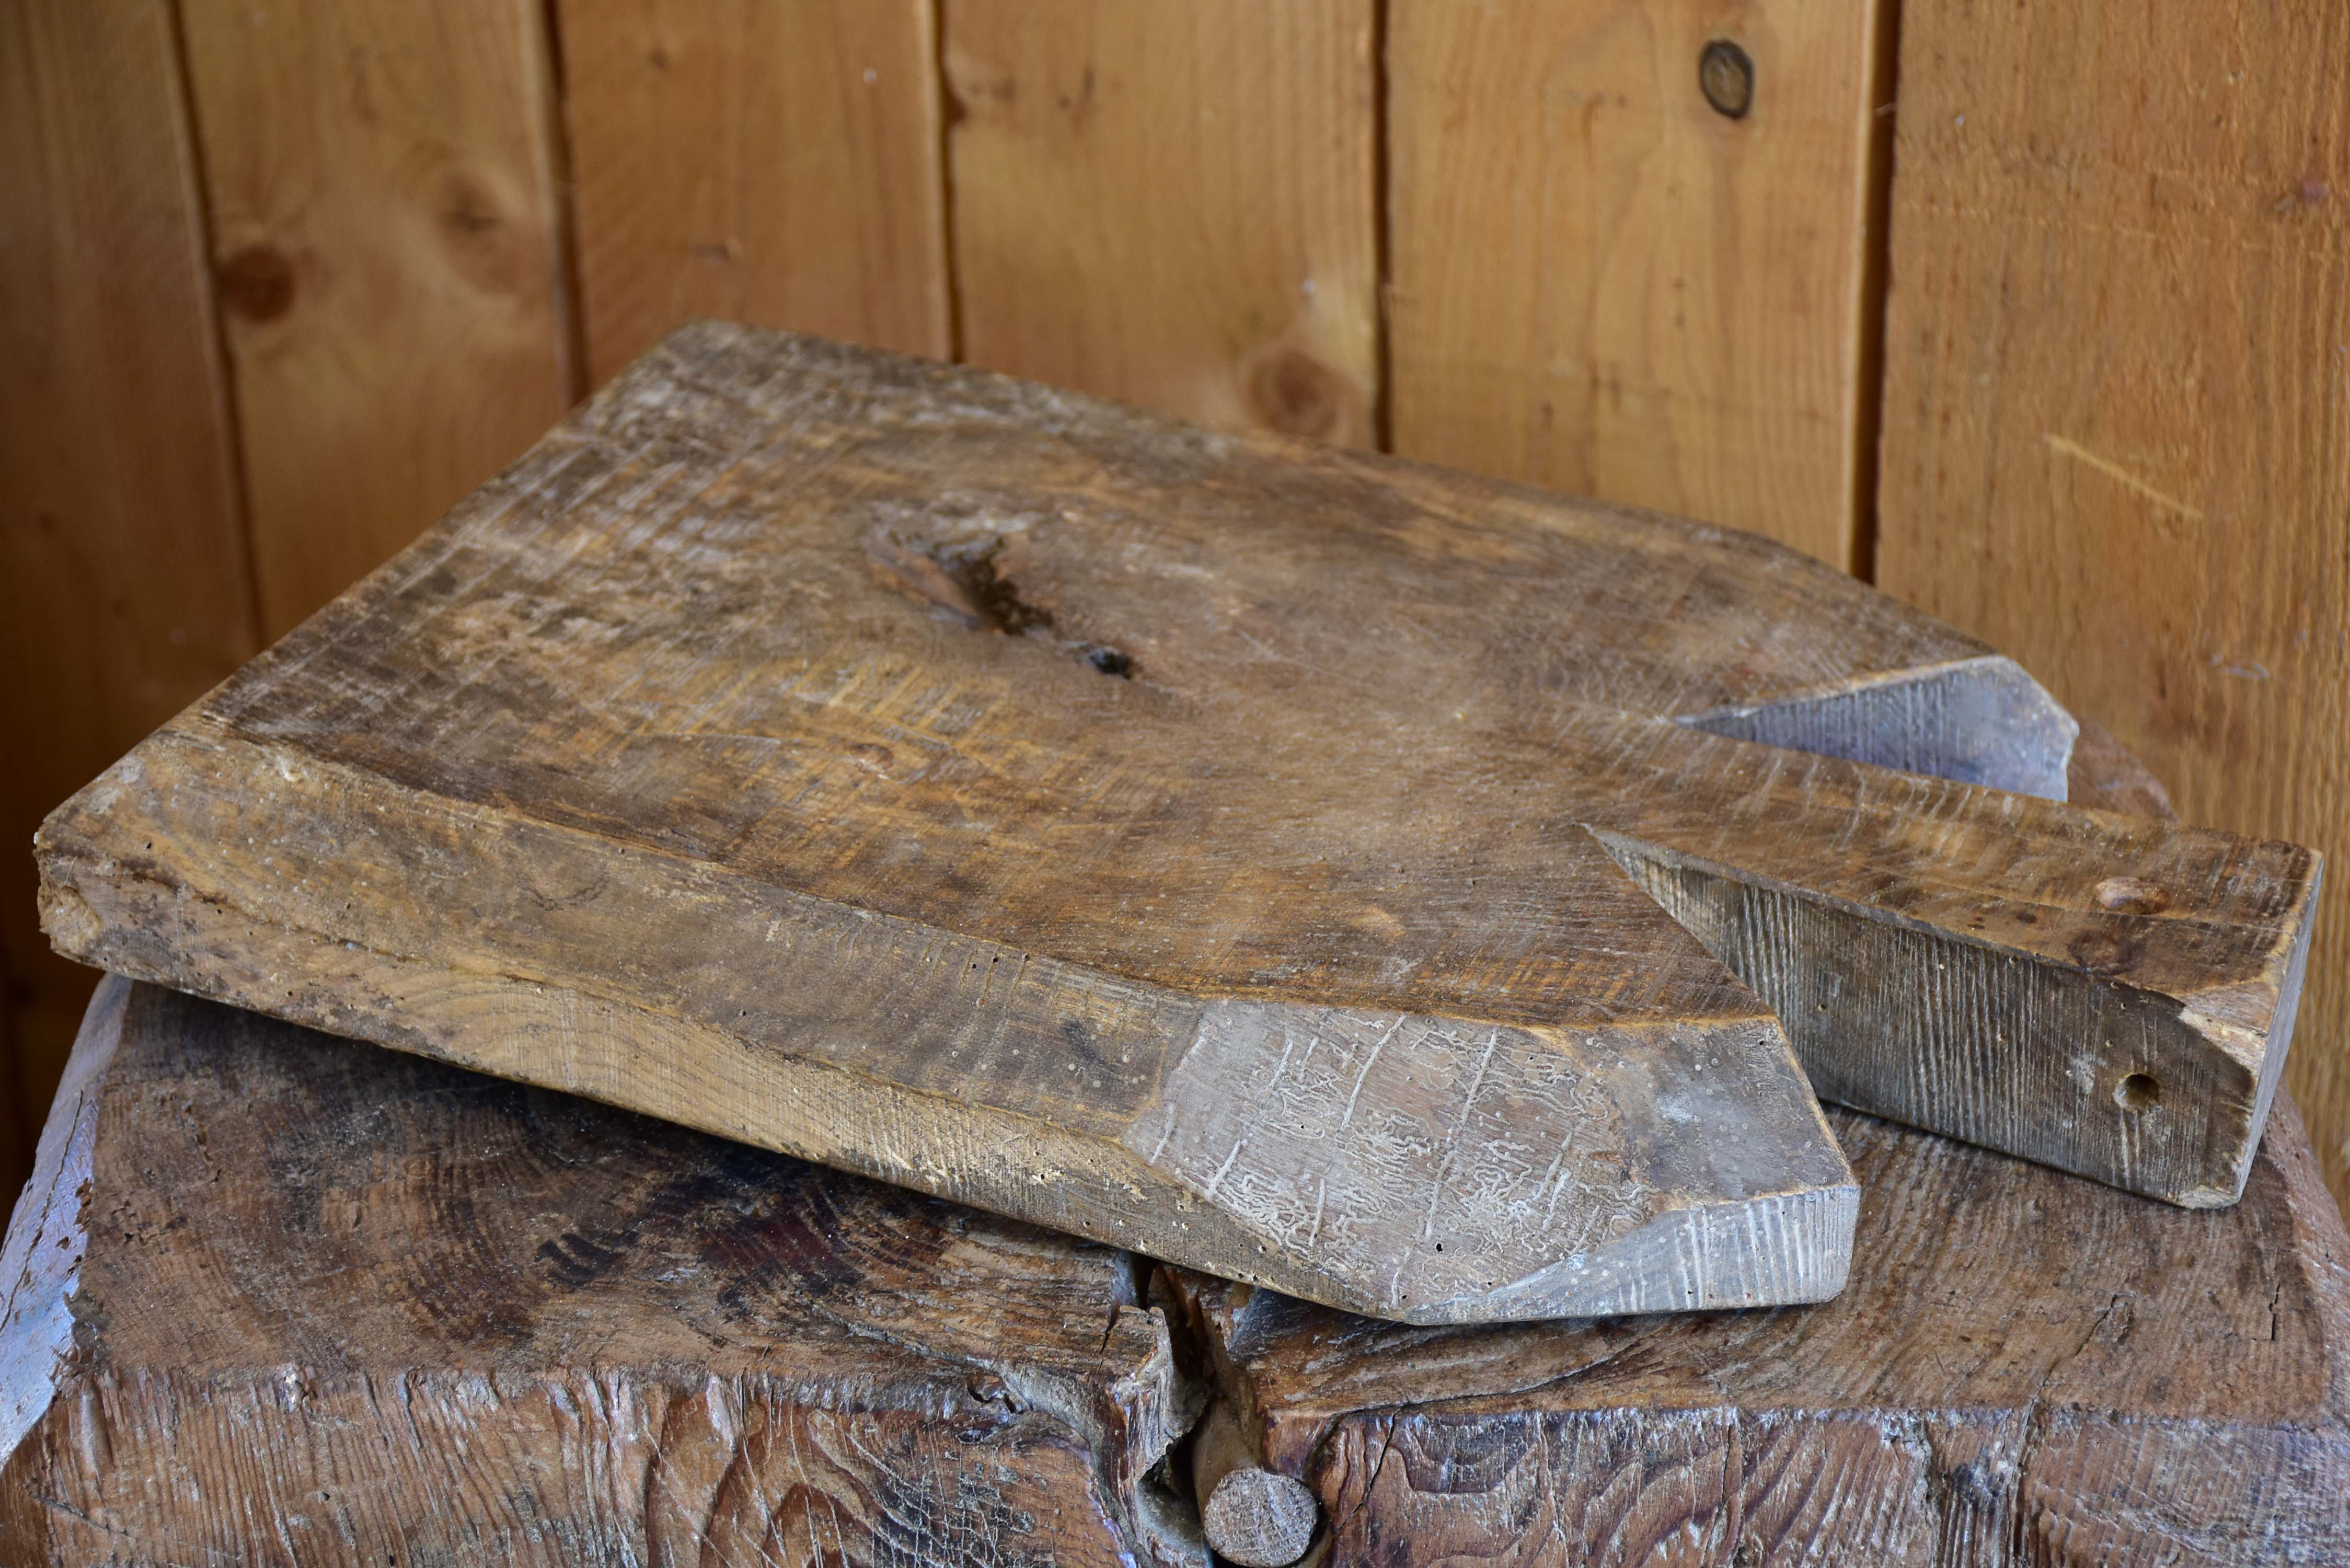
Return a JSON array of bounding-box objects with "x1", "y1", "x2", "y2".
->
[
  {"x1": 180, "y1": 0, "x2": 580, "y2": 638},
  {"x1": 1388, "y1": 0, "x2": 1890, "y2": 570},
  {"x1": 1875, "y1": 0, "x2": 2350, "y2": 1215},
  {"x1": 4, "y1": 0, "x2": 2344, "y2": 1221},
  {"x1": 559, "y1": 0, "x2": 952, "y2": 380},
  {"x1": 942, "y1": 0, "x2": 1381, "y2": 447}
]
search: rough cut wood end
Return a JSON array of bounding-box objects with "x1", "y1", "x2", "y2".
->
[{"x1": 1192, "y1": 1400, "x2": 1319, "y2": 1566}]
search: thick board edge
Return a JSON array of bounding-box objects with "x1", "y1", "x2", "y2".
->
[
  {"x1": 1156, "y1": 732, "x2": 2350, "y2": 1565},
  {"x1": 1165, "y1": 1091, "x2": 2350, "y2": 1566},
  {"x1": 31, "y1": 320, "x2": 2321, "y2": 1224},
  {"x1": 1873, "y1": 0, "x2": 2350, "y2": 1227},
  {"x1": 0, "y1": 980, "x2": 1214, "y2": 1566}
]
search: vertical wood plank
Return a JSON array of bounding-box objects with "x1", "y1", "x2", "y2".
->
[
  {"x1": 558, "y1": 0, "x2": 950, "y2": 387},
  {"x1": 1387, "y1": 0, "x2": 1885, "y2": 568},
  {"x1": 179, "y1": 0, "x2": 578, "y2": 636},
  {"x1": 1876, "y1": 0, "x2": 2350, "y2": 1216},
  {"x1": 0, "y1": 0, "x2": 260, "y2": 1183},
  {"x1": 942, "y1": 0, "x2": 1378, "y2": 446}
]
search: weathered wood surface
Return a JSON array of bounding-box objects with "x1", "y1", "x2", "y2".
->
[
  {"x1": 36, "y1": 327, "x2": 2322, "y2": 1325},
  {"x1": 0, "y1": 978, "x2": 1204, "y2": 1566},
  {"x1": 1160, "y1": 748, "x2": 2350, "y2": 1562},
  {"x1": 1192, "y1": 1398, "x2": 1317, "y2": 1567}
]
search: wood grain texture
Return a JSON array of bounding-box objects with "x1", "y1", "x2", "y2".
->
[
  {"x1": 1387, "y1": 0, "x2": 1887, "y2": 568},
  {"x1": 0, "y1": 0, "x2": 259, "y2": 1193},
  {"x1": 0, "y1": 979, "x2": 1202, "y2": 1566},
  {"x1": 558, "y1": 0, "x2": 950, "y2": 385},
  {"x1": 179, "y1": 0, "x2": 577, "y2": 636},
  {"x1": 1874, "y1": 0, "x2": 2350, "y2": 1222},
  {"x1": 31, "y1": 329, "x2": 2322, "y2": 1323},
  {"x1": 1162, "y1": 727, "x2": 2346, "y2": 1561},
  {"x1": 943, "y1": 0, "x2": 1378, "y2": 445}
]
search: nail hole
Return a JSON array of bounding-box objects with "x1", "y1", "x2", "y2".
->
[
  {"x1": 2094, "y1": 876, "x2": 2171, "y2": 914},
  {"x1": 2115, "y1": 1073, "x2": 2162, "y2": 1111},
  {"x1": 1699, "y1": 39, "x2": 1755, "y2": 120}
]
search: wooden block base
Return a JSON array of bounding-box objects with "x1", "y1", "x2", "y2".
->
[{"x1": 0, "y1": 979, "x2": 1205, "y2": 1566}]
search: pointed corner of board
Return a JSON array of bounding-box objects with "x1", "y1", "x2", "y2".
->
[{"x1": 1125, "y1": 998, "x2": 1854, "y2": 1324}]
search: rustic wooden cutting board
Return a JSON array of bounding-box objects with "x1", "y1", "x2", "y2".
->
[{"x1": 36, "y1": 324, "x2": 2321, "y2": 1325}]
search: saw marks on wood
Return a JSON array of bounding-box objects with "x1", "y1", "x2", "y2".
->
[
  {"x1": 37, "y1": 720, "x2": 1854, "y2": 1322},
  {"x1": 1148, "y1": 1004, "x2": 1850, "y2": 1321},
  {"x1": 8, "y1": 739, "x2": 2342, "y2": 1564},
  {"x1": 1157, "y1": 742, "x2": 2350, "y2": 1564},
  {"x1": 34, "y1": 327, "x2": 2322, "y2": 1327}
]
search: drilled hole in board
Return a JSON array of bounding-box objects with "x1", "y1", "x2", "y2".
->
[{"x1": 2115, "y1": 1073, "x2": 2162, "y2": 1111}]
